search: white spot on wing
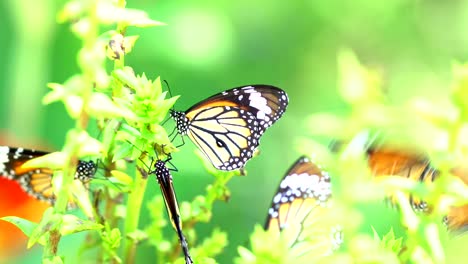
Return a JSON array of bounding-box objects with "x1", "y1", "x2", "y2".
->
[
  {"x1": 247, "y1": 91, "x2": 272, "y2": 120},
  {"x1": 0, "y1": 146, "x2": 10, "y2": 175}
]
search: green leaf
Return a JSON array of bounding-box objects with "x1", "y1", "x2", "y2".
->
[
  {"x1": 28, "y1": 208, "x2": 59, "y2": 248},
  {"x1": 57, "y1": 0, "x2": 85, "y2": 23},
  {"x1": 113, "y1": 142, "x2": 134, "y2": 161},
  {"x1": 197, "y1": 228, "x2": 228, "y2": 257},
  {"x1": 109, "y1": 170, "x2": 134, "y2": 186},
  {"x1": 123, "y1": 35, "x2": 139, "y2": 53},
  {"x1": 60, "y1": 214, "x2": 103, "y2": 235},
  {"x1": 102, "y1": 228, "x2": 122, "y2": 250},
  {"x1": 236, "y1": 247, "x2": 256, "y2": 263},
  {"x1": 87, "y1": 92, "x2": 136, "y2": 119},
  {"x1": 127, "y1": 229, "x2": 148, "y2": 243},
  {"x1": 372, "y1": 226, "x2": 381, "y2": 242},
  {"x1": 234, "y1": 225, "x2": 288, "y2": 264},
  {"x1": 113, "y1": 67, "x2": 140, "y2": 91},
  {"x1": 373, "y1": 228, "x2": 404, "y2": 254},
  {"x1": 21, "y1": 152, "x2": 66, "y2": 170},
  {"x1": 77, "y1": 135, "x2": 104, "y2": 158},
  {"x1": 0, "y1": 216, "x2": 44, "y2": 244},
  {"x1": 43, "y1": 83, "x2": 66, "y2": 104},
  {"x1": 43, "y1": 256, "x2": 64, "y2": 264}
]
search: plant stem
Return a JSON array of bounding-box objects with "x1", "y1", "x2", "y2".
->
[{"x1": 123, "y1": 161, "x2": 149, "y2": 263}]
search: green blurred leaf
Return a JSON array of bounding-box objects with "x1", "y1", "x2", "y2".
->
[
  {"x1": 102, "y1": 227, "x2": 122, "y2": 250},
  {"x1": 28, "y1": 208, "x2": 59, "y2": 248},
  {"x1": 87, "y1": 92, "x2": 136, "y2": 119},
  {"x1": 234, "y1": 225, "x2": 289, "y2": 264},
  {"x1": 113, "y1": 67, "x2": 140, "y2": 91},
  {"x1": 127, "y1": 229, "x2": 148, "y2": 243},
  {"x1": 43, "y1": 256, "x2": 65, "y2": 264},
  {"x1": 337, "y1": 48, "x2": 383, "y2": 106},
  {"x1": 60, "y1": 214, "x2": 103, "y2": 235},
  {"x1": 0, "y1": 216, "x2": 45, "y2": 245}
]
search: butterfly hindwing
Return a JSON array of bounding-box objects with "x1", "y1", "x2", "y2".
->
[
  {"x1": 171, "y1": 85, "x2": 288, "y2": 170},
  {"x1": 265, "y1": 156, "x2": 342, "y2": 260}
]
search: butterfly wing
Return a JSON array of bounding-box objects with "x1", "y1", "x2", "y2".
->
[
  {"x1": 0, "y1": 146, "x2": 97, "y2": 204},
  {"x1": 174, "y1": 85, "x2": 288, "y2": 170},
  {"x1": 152, "y1": 160, "x2": 193, "y2": 264},
  {"x1": 265, "y1": 156, "x2": 342, "y2": 260},
  {"x1": 367, "y1": 148, "x2": 438, "y2": 212},
  {"x1": 0, "y1": 147, "x2": 56, "y2": 203},
  {"x1": 185, "y1": 85, "x2": 288, "y2": 128}
]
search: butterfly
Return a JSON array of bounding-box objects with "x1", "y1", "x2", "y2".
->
[
  {"x1": 265, "y1": 156, "x2": 343, "y2": 261},
  {"x1": 366, "y1": 147, "x2": 468, "y2": 230},
  {"x1": 170, "y1": 85, "x2": 288, "y2": 171},
  {"x1": 148, "y1": 154, "x2": 192, "y2": 264},
  {"x1": 0, "y1": 146, "x2": 97, "y2": 204}
]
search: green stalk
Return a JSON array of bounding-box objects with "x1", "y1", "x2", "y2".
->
[
  {"x1": 124, "y1": 160, "x2": 149, "y2": 263},
  {"x1": 43, "y1": 0, "x2": 98, "y2": 259}
]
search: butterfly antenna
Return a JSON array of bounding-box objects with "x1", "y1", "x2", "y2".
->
[{"x1": 163, "y1": 79, "x2": 173, "y2": 98}]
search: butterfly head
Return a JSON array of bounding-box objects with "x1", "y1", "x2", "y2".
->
[
  {"x1": 76, "y1": 160, "x2": 98, "y2": 181},
  {"x1": 169, "y1": 110, "x2": 190, "y2": 135}
]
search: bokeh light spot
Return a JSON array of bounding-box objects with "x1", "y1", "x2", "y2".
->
[{"x1": 170, "y1": 8, "x2": 234, "y2": 67}]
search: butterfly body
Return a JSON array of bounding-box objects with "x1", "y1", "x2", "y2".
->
[
  {"x1": 0, "y1": 146, "x2": 97, "y2": 204},
  {"x1": 149, "y1": 157, "x2": 192, "y2": 264},
  {"x1": 170, "y1": 85, "x2": 288, "y2": 170},
  {"x1": 265, "y1": 156, "x2": 342, "y2": 260}
]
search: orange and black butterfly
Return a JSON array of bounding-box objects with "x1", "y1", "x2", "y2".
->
[
  {"x1": 0, "y1": 146, "x2": 97, "y2": 204},
  {"x1": 265, "y1": 156, "x2": 343, "y2": 261},
  {"x1": 366, "y1": 147, "x2": 468, "y2": 230},
  {"x1": 170, "y1": 85, "x2": 288, "y2": 171},
  {"x1": 148, "y1": 155, "x2": 192, "y2": 264}
]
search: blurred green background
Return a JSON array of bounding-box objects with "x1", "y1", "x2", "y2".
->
[{"x1": 1, "y1": 0, "x2": 468, "y2": 263}]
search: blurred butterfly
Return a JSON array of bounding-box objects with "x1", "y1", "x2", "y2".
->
[
  {"x1": 366, "y1": 147, "x2": 468, "y2": 230},
  {"x1": 265, "y1": 156, "x2": 343, "y2": 261},
  {"x1": 147, "y1": 154, "x2": 192, "y2": 264},
  {"x1": 0, "y1": 146, "x2": 97, "y2": 204},
  {"x1": 170, "y1": 85, "x2": 288, "y2": 171}
]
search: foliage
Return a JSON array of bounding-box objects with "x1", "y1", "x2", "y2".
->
[
  {"x1": 1, "y1": 0, "x2": 468, "y2": 263},
  {"x1": 236, "y1": 49, "x2": 468, "y2": 263},
  {"x1": 0, "y1": 0, "x2": 237, "y2": 263}
]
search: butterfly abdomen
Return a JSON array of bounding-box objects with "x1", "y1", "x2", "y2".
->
[{"x1": 150, "y1": 158, "x2": 193, "y2": 263}]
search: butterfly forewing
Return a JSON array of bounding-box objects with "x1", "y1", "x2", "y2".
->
[
  {"x1": 172, "y1": 85, "x2": 288, "y2": 170},
  {"x1": 265, "y1": 156, "x2": 342, "y2": 260}
]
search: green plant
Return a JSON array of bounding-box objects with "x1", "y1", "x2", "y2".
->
[
  {"x1": 235, "y1": 49, "x2": 468, "y2": 264},
  {"x1": 0, "y1": 1, "x2": 239, "y2": 263}
]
